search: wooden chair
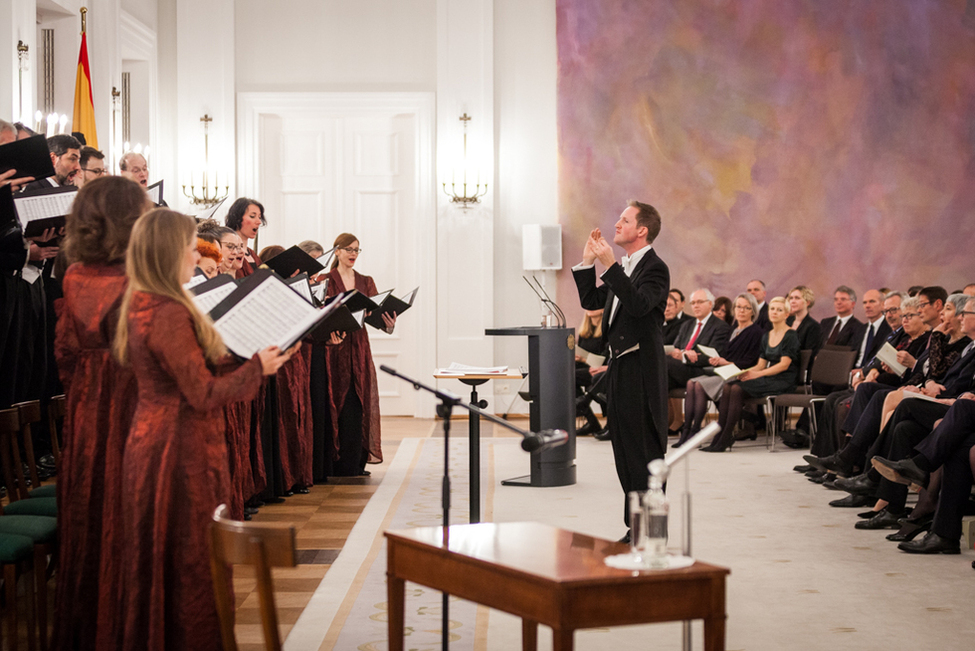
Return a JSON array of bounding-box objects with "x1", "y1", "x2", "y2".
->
[
  {"x1": 9, "y1": 403, "x2": 55, "y2": 501},
  {"x1": 209, "y1": 504, "x2": 297, "y2": 651},
  {"x1": 0, "y1": 408, "x2": 54, "y2": 651},
  {"x1": 45, "y1": 397, "x2": 64, "y2": 468},
  {"x1": 0, "y1": 531, "x2": 38, "y2": 651}
]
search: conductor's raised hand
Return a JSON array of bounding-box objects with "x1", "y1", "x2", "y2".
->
[
  {"x1": 582, "y1": 228, "x2": 600, "y2": 265},
  {"x1": 257, "y1": 346, "x2": 291, "y2": 375},
  {"x1": 591, "y1": 234, "x2": 615, "y2": 268}
]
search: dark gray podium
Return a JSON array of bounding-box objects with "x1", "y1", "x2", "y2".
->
[{"x1": 485, "y1": 326, "x2": 576, "y2": 487}]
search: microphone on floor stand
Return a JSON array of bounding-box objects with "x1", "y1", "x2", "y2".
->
[{"x1": 521, "y1": 429, "x2": 569, "y2": 452}]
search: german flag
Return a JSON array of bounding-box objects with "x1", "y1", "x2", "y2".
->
[{"x1": 72, "y1": 29, "x2": 98, "y2": 148}]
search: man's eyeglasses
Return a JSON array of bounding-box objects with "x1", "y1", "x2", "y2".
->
[
  {"x1": 958, "y1": 310, "x2": 975, "y2": 318},
  {"x1": 916, "y1": 301, "x2": 931, "y2": 308},
  {"x1": 882, "y1": 307, "x2": 900, "y2": 315},
  {"x1": 82, "y1": 168, "x2": 109, "y2": 176},
  {"x1": 341, "y1": 247, "x2": 362, "y2": 254}
]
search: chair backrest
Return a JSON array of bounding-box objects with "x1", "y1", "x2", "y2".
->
[
  {"x1": 209, "y1": 504, "x2": 297, "y2": 651},
  {"x1": 12, "y1": 401, "x2": 42, "y2": 494},
  {"x1": 808, "y1": 348, "x2": 858, "y2": 388},
  {"x1": 47, "y1": 395, "x2": 65, "y2": 465},
  {"x1": 796, "y1": 349, "x2": 814, "y2": 387},
  {"x1": 0, "y1": 407, "x2": 27, "y2": 507}
]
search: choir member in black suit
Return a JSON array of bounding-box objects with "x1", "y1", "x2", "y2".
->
[{"x1": 573, "y1": 200, "x2": 670, "y2": 539}]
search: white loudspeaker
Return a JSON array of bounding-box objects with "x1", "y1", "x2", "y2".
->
[{"x1": 522, "y1": 224, "x2": 562, "y2": 271}]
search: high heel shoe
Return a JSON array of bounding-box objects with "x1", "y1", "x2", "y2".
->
[{"x1": 887, "y1": 513, "x2": 933, "y2": 542}]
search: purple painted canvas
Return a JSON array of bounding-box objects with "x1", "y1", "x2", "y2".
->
[{"x1": 556, "y1": 0, "x2": 975, "y2": 320}]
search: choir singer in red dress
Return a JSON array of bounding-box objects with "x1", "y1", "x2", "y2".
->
[
  {"x1": 114, "y1": 208, "x2": 293, "y2": 650},
  {"x1": 53, "y1": 176, "x2": 150, "y2": 650}
]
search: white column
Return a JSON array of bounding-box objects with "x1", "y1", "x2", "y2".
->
[
  {"x1": 88, "y1": 0, "x2": 121, "y2": 151},
  {"x1": 174, "y1": 0, "x2": 235, "y2": 213},
  {"x1": 436, "y1": 0, "x2": 496, "y2": 393}
]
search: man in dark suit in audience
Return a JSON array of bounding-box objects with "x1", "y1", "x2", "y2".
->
[
  {"x1": 819, "y1": 285, "x2": 865, "y2": 350},
  {"x1": 747, "y1": 279, "x2": 770, "y2": 330},
  {"x1": 573, "y1": 200, "x2": 670, "y2": 541},
  {"x1": 662, "y1": 290, "x2": 687, "y2": 345},
  {"x1": 666, "y1": 288, "x2": 732, "y2": 389}
]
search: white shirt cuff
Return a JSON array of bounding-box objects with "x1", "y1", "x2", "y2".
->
[{"x1": 572, "y1": 261, "x2": 595, "y2": 271}]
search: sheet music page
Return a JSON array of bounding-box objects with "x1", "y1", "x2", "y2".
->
[
  {"x1": 437, "y1": 362, "x2": 509, "y2": 375},
  {"x1": 903, "y1": 392, "x2": 946, "y2": 404},
  {"x1": 403, "y1": 286, "x2": 419, "y2": 305},
  {"x1": 312, "y1": 282, "x2": 327, "y2": 302},
  {"x1": 13, "y1": 191, "x2": 77, "y2": 223},
  {"x1": 213, "y1": 278, "x2": 320, "y2": 358},
  {"x1": 288, "y1": 277, "x2": 314, "y2": 303},
  {"x1": 192, "y1": 282, "x2": 238, "y2": 314},
  {"x1": 147, "y1": 182, "x2": 162, "y2": 205},
  {"x1": 373, "y1": 289, "x2": 393, "y2": 307},
  {"x1": 183, "y1": 274, "x2": 208, "y2": 290},
  {"x1": 195, "y1": 197, "x2": 227, "y2": 221}
]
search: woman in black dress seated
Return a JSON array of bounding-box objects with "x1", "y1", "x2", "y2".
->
[
  {"x1": 702, "y1": 296, "x2": 800, "y2": 452},
  {"x1": 575, "y1": 308, "x2": 606, "y2": 435},
  {"x1": 674, "y1": 293, "x2": 764, "y2": 447},
  {"x1": 786, "y1": 285, "x2": 822, "y2": 354}
]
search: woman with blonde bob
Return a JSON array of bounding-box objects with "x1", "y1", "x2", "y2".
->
[{"x1": 114, "y1": 208, "x2": 292, "y2": 650}]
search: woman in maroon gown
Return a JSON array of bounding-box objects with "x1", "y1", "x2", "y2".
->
[
  {"x1": 325, "y1": 233, "x2": 394, "y2": 475},
  {"x1": 226, "y1": 197, "x2": 265, "y2": 278},
  {"x1": 52, "y1": 177, "x2": 148, "y2": 650},
  {"x1": 115, "y1": 209, "x2": 292, "y2": 650}
]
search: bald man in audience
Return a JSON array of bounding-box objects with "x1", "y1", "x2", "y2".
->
[
  {"x1": 747, "y1": 279, "x2": 770, "y2": 330},
  {"x1": 666, "y1": 289, "x2": 732, "y2": 389}
]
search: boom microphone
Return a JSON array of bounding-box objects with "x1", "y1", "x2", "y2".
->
[{"x1": 521, "y1": 429, "x2": 569, "y2": 452}]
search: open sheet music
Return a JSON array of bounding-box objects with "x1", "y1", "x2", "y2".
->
[
  {"x1": 195, "y1": 197, "x2": 227, "y2": 222},
  {"x1": 147, "y1": 180, "x2": 164, "y2": 206},
  {"x1": 263, "y1": 245, "x2": 325, "y2": 279},
  {"x1": 713, "y1": 364, "x2": 747, "y2": 380},
  {"x1": 13, "y1": 185, "x2": 77, "y2": 237},
  {"x1": 363, "y1": 287, "x2": 418, "y2": 330},
  {"x1": 284, "y1": 273, "x2": 314, "y2": 304},
  {"x1": 183, "y1": 274, "x2": 209, "y2": 290},
  {"x1": 189, "y1": 274, "x2": 238, "y2": 314},
  {"x1": 307, "y1": 292, "x2": 362, "y2": 342},
  {"x1": 208, "y1": 269, "x2": 338, "y2": 359}
]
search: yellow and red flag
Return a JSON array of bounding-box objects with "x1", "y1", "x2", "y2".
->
[{"x1": 72, "y1": 28, "x2": 98, "y2": 148}]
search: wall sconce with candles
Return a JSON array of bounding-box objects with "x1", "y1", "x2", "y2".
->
[
  {"x1": 442, "y1": 113, "x2": 488, "y2": 209},
  {"x1": 182, "y1": 114, "x2": 229, "y2": 208}
]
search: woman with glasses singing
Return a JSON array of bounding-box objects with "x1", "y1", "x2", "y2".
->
[
  {"x1": 225, "y1": 197, "x2": 267, "y2": 278},
  {"x1": 324, "y1": 233, "x2": 394, "y2": 475}
]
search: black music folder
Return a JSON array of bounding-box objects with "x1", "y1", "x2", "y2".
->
[
  {"x1": 0, "y1": 135, "x2": 56, "y2": 181},
  {"x1": 207, "y1": 269, "x2": 341, "y2": 359},
  {"x1": 343, "y1": 290, "x2": 382, "y2": 314},
  {"x1": 263, "y1": 245, "x2": 325, "y2": 279},
  {"x1": 13, "y1": 185, "x2": 77, "y2": 238},
  {"x1": 363, "y1": 287, "x2": 418, "y2": 330},
  {"x1": 189, "y1": 274, "x2": 238, "y2": 314},
  {"x1": 284, "y1": 272, "x2": 314, "y2": 305},
  {"x1": 307, "y1": 291, "x2": 362, "y2": 342}
]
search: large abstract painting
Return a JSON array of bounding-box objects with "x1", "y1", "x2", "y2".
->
[{"x1": 556, "y1": 0, "x2": 975, "y2": 318}]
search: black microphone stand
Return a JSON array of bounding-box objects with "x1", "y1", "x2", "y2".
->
[{"x1": 379, "y1": 365, "x2": 564, "y2": 649}]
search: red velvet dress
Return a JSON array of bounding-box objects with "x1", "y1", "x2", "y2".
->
[
  {"x1": 276, "y1": 345, "x2": 314, "y2": 489},
  {"x1": 325, "y1": 268, "x2": 383, "y2": 465},
  {"x1": 119, "y1": 292, "x2": 263, "y2": 651},
  {"x1": 52, "y1": 263, "x2": 136, "y2": 651},
  {"x1": 235, "y1": 247, "x2": 262, "y2": 279}
]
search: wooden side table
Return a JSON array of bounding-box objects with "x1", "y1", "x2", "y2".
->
[{"x1": 386, "y1": 522, "x2": 729, "y2": 651}]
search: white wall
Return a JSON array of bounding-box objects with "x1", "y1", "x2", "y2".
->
[
  {"x1": 490, "y1": 0, "x2": 558, "y2": 404},
  {"x1": 234, "y1": 0, "x2": 437, "y2": 92}
]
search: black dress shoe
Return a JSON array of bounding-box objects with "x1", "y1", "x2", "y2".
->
[
  {"x1": 576, "y1": 423, "x2": 595, "y2": 437},
  {"x1": 887, "y1": 518, "x2": 932, "y2": 542},
  {"x1": 594, "y1": 428, "x2": 611, "y2": 441},
  {"x1": 808, "y1": 471, "x2": 834, "y2": 485},
  {"x1": 805, "y1": 468, "x2": 825, "y2": 478},
  {"x1": 793, "y1": 464, "x2": 813, "y2": 473},
  {"x1": 898, "y1": 531, "x2": 960, "y2": 554},
  {"x1": 804, "y1": 452, "x2": 855, "y2": 477},
  {"x1": 857, "y1": 510, "x2": 879, "y2": 519},
  {"x1": 618, "y1": 531, "x2": 631, "y2": 544},
  {"x1": 244, "y1": 506, "x2": 259, "y2": 516},
  {"x1": 700, "y1": 443, "x2": 730, "y2": 452},
  {"x1": 829, "y1": 494, "x2": 873, "y2": 508},
  {"x1": 855, "y1": 508, "x2": 906, "y2": 530},
  {"x1": 834, "y1": 473, "x2": 879, "y2": 496},
  {"x1": 871, "y1": 456, "x2": 930, "y2": 490},
  {"x1": 292, "y1": 486, "x2": 310, "y2": 495},
  {"x1": 668, "y1": 428, "x2": 681, "y2": 438}
]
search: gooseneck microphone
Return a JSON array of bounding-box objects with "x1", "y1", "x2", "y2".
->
[{"x1": 521, "y1": 429, "x2": 569, "y2": 452}]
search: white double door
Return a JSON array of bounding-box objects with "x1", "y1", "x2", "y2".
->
[{"x1": 239, "y1": 93, "x2": 435, "y2": 416}]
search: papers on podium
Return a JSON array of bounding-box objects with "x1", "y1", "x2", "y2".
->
[
  {"x1": 13, "y1": 185, "x2": 77, "y2": 237},
  {"x1": 206, "y1": 269, "x2": 341, "y2": 359},
  {"x1": 874, "y1": 342, "x2": 908, "y2": 376},
  {"x1": 436, "y1": 362, "x2": 509, "y2": 376},
  {"x1": 0, "y1": 135, "x2": 56, "y2": 181},
  {"x1": 713, "y1": 364, "x2": 748, "y2": 381},
  {"x1": 363, "y1": 287, "x2": 418, "y2": 330},
  {"x1": 147, "y1": 180, "x2": 164, "y2": 206},
  {"x1": 263, "y1": 245, "x2": 325, "y2": 279},
  {"x1": 189, "y1": 274, "x2": 238, "y2": 314}
]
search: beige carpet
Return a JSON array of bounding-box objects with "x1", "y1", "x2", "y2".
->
[{"x1": 286, "y1": 429, "x2": 975, "y2": 651}]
